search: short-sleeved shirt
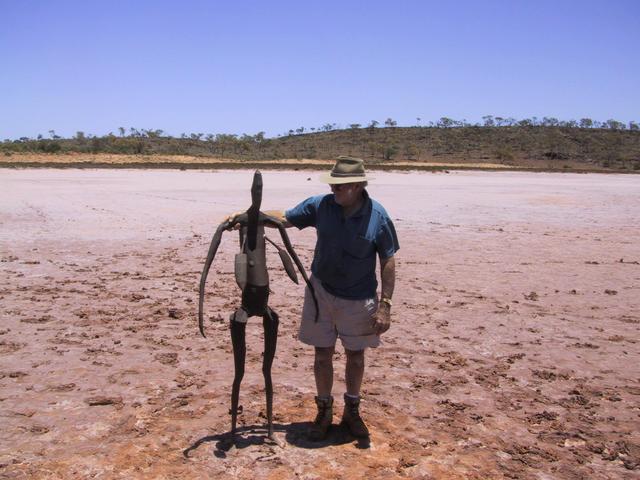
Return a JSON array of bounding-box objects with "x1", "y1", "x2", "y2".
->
[{"x1": 285, "y1": 190, "x2": 399, "y2": 300}]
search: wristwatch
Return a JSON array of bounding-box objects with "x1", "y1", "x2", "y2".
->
[{"x1": 380, "y1": 297, "x2": 393, "y2": 308}]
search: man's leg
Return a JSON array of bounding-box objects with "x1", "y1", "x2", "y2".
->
[
  {"x1": 345, "y1": 348, "x2": 365, "y2": 396},
  {"x1": 314, "y1": 346, "x2": 335, "y2": 396},
  {"x1": 342, "y1": 348, "x2": 369, "y2": 438},
  {"x1": 308, "y1": 345, "x2": 335, "y2": 441}
]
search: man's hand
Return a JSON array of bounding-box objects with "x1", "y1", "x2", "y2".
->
[
  {"x1": 372, "y1": 303, "x2": 391, "y2": 335},
  {"x1": 222, "y1": 211, "x2": 244, "y2": 230}
]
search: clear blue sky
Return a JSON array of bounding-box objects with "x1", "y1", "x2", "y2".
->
[{"x1": 1, "y1": 0, "x2": 639, "y2": 139}]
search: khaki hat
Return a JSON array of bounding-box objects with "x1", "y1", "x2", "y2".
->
[{"x1": 319, "y1": 156, "x2": 372, "y2": 184}]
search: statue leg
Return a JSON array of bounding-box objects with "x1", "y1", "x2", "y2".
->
[
  {"x1": 262, "y1": 307, "x2": 279, "y2": 438},
  {"x1": 230, "y1": 308, "x2": 248, "y2": 435}
]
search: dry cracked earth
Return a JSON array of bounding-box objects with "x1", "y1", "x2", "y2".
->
[{"x1": 1, "y1": 169, "x2": 639, "y2": 479}]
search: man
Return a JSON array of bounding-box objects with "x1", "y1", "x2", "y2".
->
[{"x1": 262, "y1": 156, "x2": 399, "y2": 440}]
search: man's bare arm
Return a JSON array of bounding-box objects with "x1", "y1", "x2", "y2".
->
[
  {"x1": 223, "y1": 209, "x2": 292, "y2": 228},
  {"x1": 372, "y1": 255, "x2": 395, "y2": 335},
  {"x1": 263, "y1": 210, "x2": 293, "y2": 228},
  {"x1": 379, "y1": 255, "x2": 396, "y2": 302}
]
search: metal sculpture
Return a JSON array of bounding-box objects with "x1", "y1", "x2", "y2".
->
[{"x1": 198, "y1": 170, "x2": 318, "y2": 439}]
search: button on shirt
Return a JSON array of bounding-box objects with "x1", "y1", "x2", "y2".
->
[{"x1": 285, "y1": 190, "x2": 399, "y2": 300}]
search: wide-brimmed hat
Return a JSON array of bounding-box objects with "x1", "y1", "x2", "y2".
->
[{"x1": 319, "y1": 156, "x2": 372, "y2": 184}]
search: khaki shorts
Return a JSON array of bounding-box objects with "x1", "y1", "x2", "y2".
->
[{"x1": 299, "y1": 276, "x2": 380, "y2": 351}]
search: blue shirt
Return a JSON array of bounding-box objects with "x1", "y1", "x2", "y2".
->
[{"x1": 285, "y1": 190, "x2": 399, "y2": 299}]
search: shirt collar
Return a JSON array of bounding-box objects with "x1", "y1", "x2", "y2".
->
[{"x1": 352, "y1": 189, "x2": 371, "y2": 218}]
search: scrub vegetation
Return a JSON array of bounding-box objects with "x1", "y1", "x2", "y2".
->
[{"x1": 3, "y1": 117, "x2": 639, "y2": 171}]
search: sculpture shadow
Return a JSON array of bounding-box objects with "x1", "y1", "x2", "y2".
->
[{"x1": 183, "y1": 421, "x2": 369, "y2": 459}]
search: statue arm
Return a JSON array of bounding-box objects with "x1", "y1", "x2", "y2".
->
[
  {"x1": 263, "y1": 215, "x2": 319, "y2": 321},
  {"x1": 198, "y1": 218, "x2": 236, "y2": 337}
]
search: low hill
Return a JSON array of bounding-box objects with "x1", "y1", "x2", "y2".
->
[{"x1": 3, "y1": 126, "x2": 639, "y2": 171}]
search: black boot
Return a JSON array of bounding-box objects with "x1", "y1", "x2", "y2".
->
[
  {"x1": 308, "y1": 395, "x2": 333, "y2": 441},
  {"x1": 341, "y1": 394, "x2": 369, "y2": 438}
]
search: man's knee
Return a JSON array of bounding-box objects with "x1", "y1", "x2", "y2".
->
[
  {"x1": 345, "y1": 348, "x2": 365, "y2": 367},
  {"x1": 314, "y1": 346, "x2": 335, "y2": 368}
]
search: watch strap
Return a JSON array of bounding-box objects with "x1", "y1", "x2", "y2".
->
[{"x1": 380, "y1": 297, "x2": 393, "y2": 307}]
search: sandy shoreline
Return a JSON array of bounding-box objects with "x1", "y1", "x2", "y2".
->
[
  {"x1": 0, "y1": 153, "x2": 626, "y2": 173},
  {"x1": 1, "y1": 169, "x2": 639, "y2": 478}
]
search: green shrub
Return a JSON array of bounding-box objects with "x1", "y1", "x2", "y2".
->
[
  {"x1": 494, "y1": 147, "x2": 514, "y2": 162},
  {"x1": 383, "y1": 145, "x2": 398, "y2": 160},
  {"x1": 38, "y1": 141, "x2": 61, "y2": 153}
]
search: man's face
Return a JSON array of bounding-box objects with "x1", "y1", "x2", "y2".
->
[{"x1": 331, "y1": 182, "x2": 363, "y2": 207}]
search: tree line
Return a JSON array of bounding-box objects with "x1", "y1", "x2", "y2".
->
[
  {"x1": 5, "y1": 115, "x2": 639, "y2": 146},
  {"x1": 2, "y1": 116, "x2": 639, "y2": 171}
]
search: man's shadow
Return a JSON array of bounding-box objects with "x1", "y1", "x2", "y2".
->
[{"x1": 183, "y1": 421, "x2": 370, "y2": 459}]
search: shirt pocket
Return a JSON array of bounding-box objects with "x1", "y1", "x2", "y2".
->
[{"x1": 343, "y1": 235, "x2": 375, "y2": 259}]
